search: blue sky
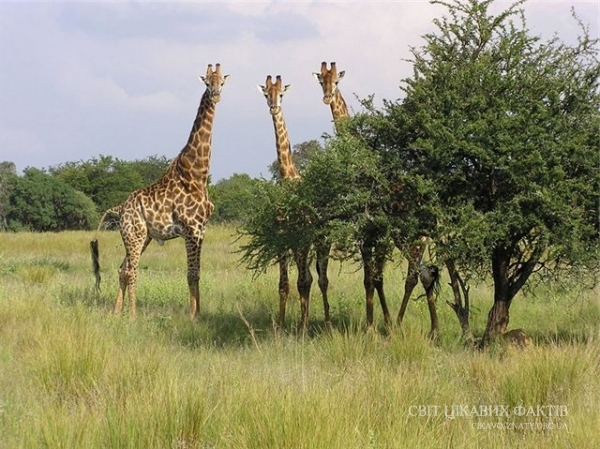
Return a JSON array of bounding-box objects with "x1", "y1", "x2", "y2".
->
[{"x1": 0, "y1": 1, "x2": 597, "y2": 182}]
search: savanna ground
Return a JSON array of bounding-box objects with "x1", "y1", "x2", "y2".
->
[{"x1": 0, "y1": 225, "x2": 598, "y2": 448}]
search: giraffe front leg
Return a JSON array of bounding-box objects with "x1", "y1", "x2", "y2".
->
[
  {"x1": 277, "y1": 255, "x2": 290, "y2": 331},
  {"x1": 186, "y1": 238, "x2": 202, "y2": 320},
  {"x1": 420, "y1": 265, "x2": 441, "y2": 341},
  {"x1": 361, "y1": 246, "x2": 376, "y2": 328},
  {"x1": 295, "y1": 248, "x2": 313, "y2": 333},
  {"x1": 397, "y1": 262, "x2": 419, "y2": 327},
  {"x1": 374, "y1": 245, "x2": 391, "y2": 327},
  {"x1": 316, "y1": 243, "x2": 331, "y2": 327},
  {"x1": 396, "y1": 243, "x2": 425, "y2": 327}
]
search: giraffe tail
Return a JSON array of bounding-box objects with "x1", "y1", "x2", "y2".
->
[
  {"x1": 420, "y1": 264, "x2": 441, "y2": 299},
  {"x1": 90, "y1": 238, "x2": 101, "y2": 291},
  {"x1": 89, "y1": 204, "x2": 122, "y2": 291}
]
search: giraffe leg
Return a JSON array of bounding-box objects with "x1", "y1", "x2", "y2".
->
[
  {"x1": 374, "y1": 272, "x2": 391, "y2": 328},
  {"x1": 278, "y1": 254, "x2": 290, "y2": 330},
  {"x1": 374, "y1": 244, "x2": 392, "y2": 327},
  {"x1": 396, "y1": 244, "x2": 425, "y2": 327},
  {"x1": 295, "y1": 247, "x2": 313, "y2": 332},
  {"x1": 397, "y1": 263, "x2": 418, "y2": 327},
  {"x1": 361, "y1": 247, "x2": 375, "y2": 328},
  {"x1": 115, "y1": 257, "x2": 128, "y2": 314},
  {"x1": 425, "y1": 289, "x2": 440, "y2": 341},
  {"x1": 185, "y1": 237, "x2": 203, "y2": 320},
  {"x1": 117, "y1": 236, "x2": 151, "y2": 316},
  {"x1": 316, "y1": 243, "x2": 331, "y2": 327},
  {"x1": 420, "y1": 265, "x2": 440, "y2": 340}
]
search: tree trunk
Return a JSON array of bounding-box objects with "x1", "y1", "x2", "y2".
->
[
  {"x1": 481, "y1": 246, "x2": 513, "y2": 347},
  {"x1": 481, "y1": 298, "x2": 511, "y2": 346}
]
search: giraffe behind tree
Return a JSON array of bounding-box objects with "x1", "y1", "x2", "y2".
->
[
  {"x1": 91, "y1": 63, "x2": 229, "y2": 319},
  {"x1": 313, "y1": 61, "x2": 440, "y2": 336},
  {"x1": 313, "y1": 61, "x2": 392, "y2": 327},
  {"x1": 258, "y1": 75, "x2": 321, "y2": 330}
]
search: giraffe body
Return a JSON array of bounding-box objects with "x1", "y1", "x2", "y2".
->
[{"x1": 94, "y1": 63, "x2": 228, "y2": 319}]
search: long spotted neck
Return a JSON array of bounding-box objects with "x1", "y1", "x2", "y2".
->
[
  {"x1": 330, "y1": 90, "x2": 349, "y2": 134},
  {"x1": 176, "y1": 88, "x2": 215, "y2": 190},
  {"x1": 272, "y1": 109, "x2": 300, "y2": 180}
]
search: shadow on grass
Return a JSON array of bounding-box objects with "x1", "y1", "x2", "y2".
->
[
  {"x1": 66, "y1": 285, "x2": 364, "y2": 349},
  {"x1": 62, "y1": 285, "x2": 597, "y2": 352}
]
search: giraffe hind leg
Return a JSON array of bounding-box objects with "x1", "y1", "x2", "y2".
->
[
  {"x1": 116, "y1": 236, "x2": 151, "y2": 316},
  {"x1": 115, "y1": 258, "x2": 128, "y2": 314}
]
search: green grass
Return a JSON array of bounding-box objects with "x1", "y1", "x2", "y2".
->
[{"x1": 0, "y1": 226, "x2": 598, "y2": 448}]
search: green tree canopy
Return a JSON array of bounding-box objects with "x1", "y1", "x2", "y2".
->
[
  {"x1": 5, "y1": 168, "x2": 99, "y2": 232},
  {"x1": 50, "y1": 154, "x2": 169, "y2": 212},
  {"x1": 380, "y1": 0, "x2": 600, "y2": 343},
  {"x1": 209, "y1": 173, "x2": 261, "y2": 224},
  {"x1": 0, "y1": 161, "x2": 17, "y2": 230}
]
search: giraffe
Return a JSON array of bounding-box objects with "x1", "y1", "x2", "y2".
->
[
  {"x1": 313, "y1": 62, "x2": 440, "y2": 334},
  {"x1": 91, "y1": 63, "x2": 228, "y2": 318},
  {"x1": 313, "y1": 61, "x2": 391, "y2": 328},
  {"x1": 258, "y1": 75, "x2": 318, "y2": 330}
]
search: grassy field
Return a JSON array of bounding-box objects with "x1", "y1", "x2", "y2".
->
[{"x1": 0, "y1": 225, "x2": 598, "y2": 448}]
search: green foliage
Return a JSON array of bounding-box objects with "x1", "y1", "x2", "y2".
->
[
  {"x1": 378, "y1": 0, "x2": 600, "y2": 300},
  {"x1": 0, "y1": 161, "x2": 17, "y2": 230},
  {"x1": 209, "y1": 173, "x2": 261, "y2": 224},
  {"x1": 238, "y1": 178, "x2": 298, "y2": 273},
  {"x1": 296, "y1": 130, "x2": 393, "y2": 259},
  {"x1": 50, "y1": 154, "x2": 169, "y2": 212},
  {"x1": 4, "y1": 168, "x2": 99, "y2": 232}
]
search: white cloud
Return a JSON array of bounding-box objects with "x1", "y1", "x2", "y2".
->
[{"x1": 0, "y1": 1, "x2": 597, "y2": 181}]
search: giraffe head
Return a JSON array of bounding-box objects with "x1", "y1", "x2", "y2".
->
[
  {"x1": 312, "y1": 61, "x2": 345, "y2": 105},
  {"x1": 199, "y1": 63, "x2": 229, "y2": 103},
  {"x1": 258, "y1": 75, "x2": 291, "y2": 116}
]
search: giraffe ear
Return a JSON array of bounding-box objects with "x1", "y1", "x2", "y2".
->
[
  {"x1": 312, "y1": 72, "x2": 321, "y2": 81},
  {"x1": 199, "y1": 75, "x2": 206, "y2": 83},
  {"x1": 257, "y1": 84, "x2": 266, "y2": 94},
  {"x1": 283, "y1": 84, "x2": 291, "y2": 93},
  {"x1": 338, "y1": 70, "x2": 346, "y2": 79}
]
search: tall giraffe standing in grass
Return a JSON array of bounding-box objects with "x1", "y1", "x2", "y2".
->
[
  {"x1": 313, "y1": 61, "x2": 392, "y2": 327},
  {"x1": 91, "y1": 63, "x2": 229, "y2": 318},
  {"x1": 313, "y1": 62, "x2": 440, "y2": 334},
  {"x1": 258, "y1": 75, "x2": 319, "y2": 330}
]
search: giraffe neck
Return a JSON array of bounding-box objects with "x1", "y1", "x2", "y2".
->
[
  {"x1": 272, "y1": 110, "x2": 300, "y2": 180},
  {"x1": 175, "y1": 89, "x2": 215, "y2": 189},
  {"x1": 329, "y1": 90, "x2": 349, "y2": 134}
]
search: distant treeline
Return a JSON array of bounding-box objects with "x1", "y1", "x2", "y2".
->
[{"x1": 0, "y1": 140, "x2": 321, "y2": 232}]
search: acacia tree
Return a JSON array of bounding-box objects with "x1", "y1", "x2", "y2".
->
[{"x1": 385, "y1": 0, "x2": 599, "y2": 344}]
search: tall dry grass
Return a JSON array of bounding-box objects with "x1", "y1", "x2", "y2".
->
[{"x1": 0, "y1": 227, "x2": 598, "y2": 448}]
